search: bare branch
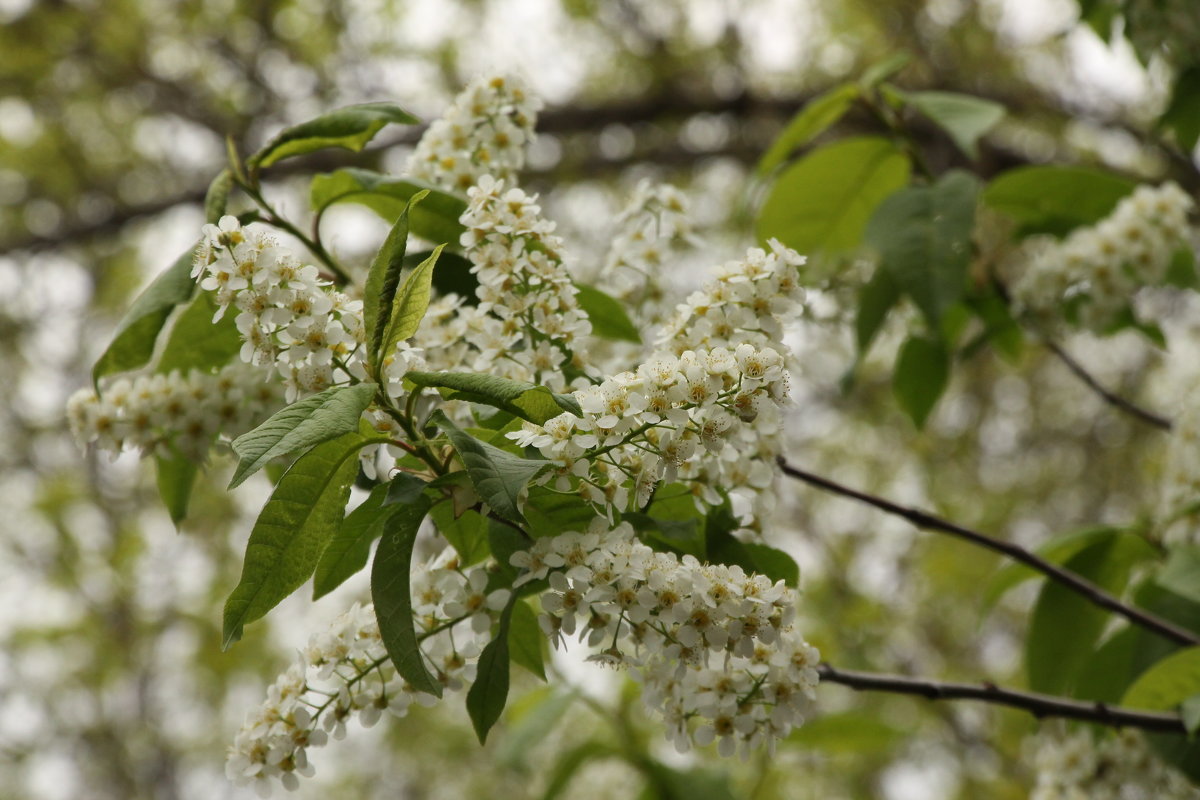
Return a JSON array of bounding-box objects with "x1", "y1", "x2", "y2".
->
[
  {"x1": 1045, "y1": 341, "x2": 1173, "y2": 432},
  {"x1": 818, "y1": 663, "x2": 1187, "y2": 734},
  {"x1": 777, "y1": 458, "x2": 1200, "y2": 647}
]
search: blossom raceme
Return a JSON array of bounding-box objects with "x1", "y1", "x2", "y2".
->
[
  {"x1": 511, "y1": 520, "x2": 819, "y2": 757},
  {"x1": 1028, "y1": 729, "x2": 1199, "y2": 800},
  {"x1": 67, "y1": 363, "x2": 282, "y2": 461},
  {"x1": 1011, "y1": 181, "x2": 1195, "y2": 332},
  {"x1": 227, "y1": 551, "x2": 510, "y2": 797}
]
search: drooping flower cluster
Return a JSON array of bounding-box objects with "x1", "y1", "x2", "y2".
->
[
  {"x1": 512, "y1": 520, "x2": 819, "y2": 757},
  {"x1": 192, "y1": 215, "x2": 425, "y2": 401},
  {"x1": 227, "y1": 552, "x2": 510, "y2": 797},
  {"x1": 592, "y1": 180, "x2": 695, "y2": 324},
  {"x1": 406, "y1": 75, "x2": 542, "y2": 193},
  {"x1": 67, "y1": 363, "x2": 282, "y2": 461},
  {"x1": 1011, "y1": 182, "x2": 1195, "y2": 332},
  {"x1": 508, "y1": 344, "x2": 788, "y2": 515},
  {"x1": 452, "y1": 175, "x2": 592, "y2": 390},
  {"x1": 1028, "y1": 729, "x2": 1199, "y2": 800}
]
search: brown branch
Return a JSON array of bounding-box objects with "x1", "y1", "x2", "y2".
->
[
  {"x1": 818, "y1": 664, "x2": 1187, "y2": 734},
  {"x1": 1045, "y1": 341, "x2": 1173, "y2": 432},
  {"x1": 777, "y1": 458, "x2": 1200, "y2": 647}
]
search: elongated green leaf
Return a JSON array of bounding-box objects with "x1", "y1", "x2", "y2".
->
[
  {"x1": 893, "y1": 336, "x2": 950, "y2": 429},
  {"x1": 541, "y1": 742, "x2": 620, "y2": 800},
  {"x1": 1026, "y1": 535, "x2": 1150, "y2": 695},
  {"x1": 860, "y1": 53, "x2": 910, "y2": 87},
  {"x1": 866, "y1": 170, "x2": 980, "y2": 330},
  {"x1": 371, "y1": 494, "x2": 440, "y2": 696},
  {"x1": 250, "y1": 103, "x2": 418, "y2": 169},
  {"x1": 310, "y1": 168, "x2": 467, "y2": 244},
  {"x1": 855, "y1": 268, "x2": 901, "y2": 355},
  {"x1": 982, "y1": 526, "x2": 1136, "y2": 612},
  {"x1": 414, "y1": 249, "x2": 479, "y2": 303},
  {"x1": 431, "y1": 411, "x2": 548, "y2": 522},
  {"x1": 223, "y1": 431, "x2": 365, "y2": 647},
  {"x1": 703, "y1": 498, "x2": 800, "y2": 586},
  {"x1": 508, "y1": 598, "x2": 546, "y2": 680},
  {"x1": 524, "y1": 487, "x2": 598, "y2": 539},
  {"x1": 574, "y1": 284, "x2": 640, "y2": 343},
  {"x1": 625, "y1": 511, "x2": 705, "y2": 559},
  {"x1": 982, "y1": 166, "x2": 1135, "y2": 237},
  {"x1": 498, "y1": 688, "x2": 574, "y2": 768},
  {"x1": 1122, "y1": 647, "x2": 1200, "y2": 710},
  {"x1": 229, "y1": 383, "x2": 378, "y2": 489},
  {"x1": 155, "y1": 454, "x2": 198, "y2": 528},
  {"x1": 1157, "y1": 545, "x2": 1200, "y2": 605},
  {"x1": 364, "y1": 191, "x2": 426, "y2": 376},
  {"x1": 430, "y1": 504, "x2": 491, "y2": 565},
  {"x1": 155, "y1": 292, "x2": 241, "y2": 376},
  {"x1": 384, "y1": 473, "x2": 429, "y2": 507},
  {"x1": 379, "y1": 245, "x2": 444, "y2": 363},
  {"x1": 1160, "y1": 66, "x2": 1200, "y2": 153},
  {"x1": 1074, "y1": 627, "x2": 1141, "y2": 704},
  {"x1": 408, "y1": 371, "x2": 581, "y2": 425},
  {"x1": 902, "y1": 91, "x2": 1004, "y2": 160},
  {"x1": 204, "y1": 169, "x2": 233, "y2": 223},
  {"x1": 757, "y1": 83, "x2": 860, "y2": 175},
  {"x1": 93, "y1": 248, "x2": 196, "y2": 387},
  {"x1": 467, "y1": 593, "x2": 517, "y2": 743},
  {"x1": 313, "y1": 483, "x2": 393, "y2": 600},
  {"x1": 756, "y1": 137, "x2": 911, "y2": 255}
]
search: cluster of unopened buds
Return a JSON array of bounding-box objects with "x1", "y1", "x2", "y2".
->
[
  {"x1": 512, "y1": 520, "x2": 820, "y2": 756},
  {"x1": 1012, "y1": 182, "x2": 1194, "y2": 331},
  {"x1": 227, "y1": 552, "x2": 509, "y2": 797},
  {"x1": 508, "y1": 344, "x2": 788, "y2": 514},
  {"x1": 67, "y1": 363, "x2": 281, "y2": 461},
  {"x1": 406, "y1": 74, "x2": 542, "y2": 192},
  {"x1": 1028, "y1": 729, "x2": 1199, "y2": 800}
]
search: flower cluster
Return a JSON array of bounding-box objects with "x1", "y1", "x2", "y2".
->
[
  {"x1": 192, "y1": 215, "x2": 425, "y2": 402},
  {"x1": 1012, "y1": 182, "x2": 1195, "y2": 332},
  {"x1": 593, "y1": 180, "x2": 695, "y2": 324},
  {"x1": 1028, "y1": 729, "x2": 1199, "y2": 800},
  {"x1": 1160, "y1": 390, "x2": 1200, "y2": 546},
  {"x1": 508, "y1": 344, "x2": 788, "y2": 515},
  {"x1": 67, "y1": 363, "x2": 281, "y2": 461},
  {"x1": 512, "y1": 520, "x2": 819, "y2": 757},
  {"x1": 227, "y1": 551, "x2": 509, "y2": 796},
  {"x1": 453, "y1": 175, "x2": 592, "y2": 391},
  {"x1": 407, "y1": 75, "x2": 542, "y2": 193}
]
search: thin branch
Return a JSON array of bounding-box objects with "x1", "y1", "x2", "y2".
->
[
  {"x1": 817, "y1": 663, "x2": 1187, "y2": 734},
  {"x1": 1045, "y1": 341, "x2": 1173, "y2": 432},
  {"x1": 777, "y1": 458, "x2": 1200, "y2": 647}
]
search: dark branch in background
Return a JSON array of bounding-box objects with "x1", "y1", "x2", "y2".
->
[
  {"x1": 1044, "y1": 341, "x2": 1173, "y2": 431},
  {"x1": 818, "y1": 664, "x2": 1187, "y2": 734},
  {"x1": 777, "y1": 458, "x2": 1200, "y2": 647}
]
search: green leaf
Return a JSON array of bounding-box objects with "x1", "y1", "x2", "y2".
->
[
  {"x1": 625, "y1": 511, "x2": 705, "y2": 559},
  {"x1": 383, "y1": 473, "x2": 429, "y2": 507},
  {"x1": 1122, "y1": 647, "x2": 1200, "y2": 710},
  {"x1": 982, "y1": 166, "x2": 1135, "y2": 237},
  {"x1": 741, "y1": 543, "x2": 801, "y2": 586},
  {"x1": 313, "y1": 483, "x2": 393, "y2": 600},
  {"x1": 409, "y1": 372, "x2": 582, "y2": 425},
  {"x1": 1160, "y1": 66, "x2": 1200, "y2": 153},
  {"x1": 786, "y1": 711, "x2": 906, "y2": 753},
  {"x1": 155, "y1": 454, "x2": 198, "y2": 528},
  {"x1": 1158, "y1": 545, "x2": 1200, "y2": 605},
  {"x1": 467, "y1": 593, "x2": 517, "y2": 743},
  {"x1": 155, "y1": 291, "x2": 242, "y2": 375},
  {"x1": 223, "y1": 431, "x2": 365, "y2": 647},
  {"x1": 525, "y1": 487, "x2": 598, "y2": 538},
  {"x1": 413, "y1": 249, "x2": 479, "y2": 303},
  {"x1": 1026, "y1": 535, "x2": 1151, "y2": 695},
  {"x1": 309, "y1": 168, "x2": 467, "y2": 244},
  {"x1": 756, "y1": 83, "x2": 860, "y2": 175},
  {"x1": 855, "y1": 268, "x2": 901, "y2": 356},
  {"x1": 250, "y1": 103, "x2": 418, "y2": 169},
  {"x1": 757, "y1": 137, "x2": 911, "y2": 255},
  {"x1": 229, "y1": 383, "x2": 378, "y2": 489},
  {"x1": 1164, "y1": 247, "x2": 1197, "y2": 289},
  {"x1": 574, "y1": 284, "x2": 640, "y2": 343},
  {"x1": 92, "y1": 248, "x2": 196, "y2": 387},
  {"x1": 866, "y1": 170, "x2": 980, "y2": 330},
  {"x1": 1074, "y1": 627, "x2": 1142, "y2": 704},
  {"x1": 370, "y1": 493, "x2": 440, "y2": 696},
  {"x1": 204, "y1": 169, "x2": 233, "y2": 223},
  {"x1": 364, "y1": 191, "x2": 426, "y2": 376},
  {"x1": 432, "y1": 411, "x2": 548, "y2": 522},
  {"x1": 859, "y1": 53, "x2": 911, "y2": 88},
  {"x1": 703, "y1": 499, "x2": 800, "y2": 587},
  {"x1": 901, "y1": 91, "x2": 1004, "y2": 160},
  {"x1": 430, "y1": 504, "x2": 491, "y2": 566},
  {"x1": 541, "y1": 743, "x2": 618, "y2": 800},
  {"x1": 893, "y1": 336, "x2": 950, "y2": 429},
  {"x1": 508, "y1": 598, "x2": 546, "y2": 680},
  {"x1": 967, "y1": 290, "x2": 1024, "y2": 363},
  {"x1": 498, "y1": 688, "x2": 575, "y2": 768},
  {"x1": 982, "y1": 526, "x2": 1133, "y2": 612},
  {"x1": 379, "y1": 245, "x2": 444, "y2": 363}
]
